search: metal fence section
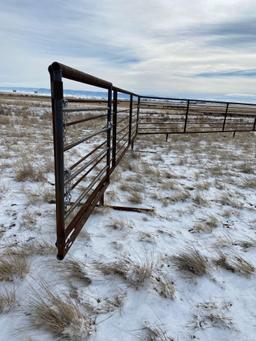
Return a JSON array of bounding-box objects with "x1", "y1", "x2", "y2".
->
[
  {"x1": 49, "y1": 62, "x2": 256, "y2": 259},
  {"x1": 138, "y1": 96, "x2": 256, "y2": 139},
  {"x1": 49, "y1": 62, "x2": 138, "y2": 259}
]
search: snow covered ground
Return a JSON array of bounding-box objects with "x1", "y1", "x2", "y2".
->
[{"x1": 0, "y1": 95, "x2": 256, "y2": 340}]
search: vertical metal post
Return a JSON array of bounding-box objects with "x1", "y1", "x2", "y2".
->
[
  {"x1": 106, "y1": 87, "x2": 112, "y2": 179},
  {"x1": 135, "y1": 96, "x2": 141, "y2": 136},
  {"x1": 112, "y1": 90, "x2": 117, "y2": 168},
  {"x1": 184, "y1": 100, "x2": 190, "y2": 132},
  {"x1": 222, "y1": 103, "x2": 229, "y2": 131},
  {"x1": 48, "y1": 64, "x2": 65, "y2": 260},
  {"x1": 128, "y1": 94, "x2": 133, "y2": 146},
  {"x1": 253, "y1": 116, "x2": 256, "y2": 131}
]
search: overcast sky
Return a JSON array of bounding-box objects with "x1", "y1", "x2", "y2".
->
[{"x1": 0, "y1": 0, "x2": 256, "y2": 100}]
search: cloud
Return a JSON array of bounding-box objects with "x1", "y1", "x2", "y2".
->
[
  {"x1": 0, "y1": 0, "x2": 256, "y2": 101},
  {"x1": 196, "y1": 69, "x2": 256, "y2": 78}
]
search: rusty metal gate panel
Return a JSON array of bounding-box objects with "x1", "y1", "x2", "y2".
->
[{"x1": 49, "y1": 62, "x2": 139, "y2": 259}]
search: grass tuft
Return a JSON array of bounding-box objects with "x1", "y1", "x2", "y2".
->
[
  {"x1": 0, "y1": 254, "x2": 29, "y2": 281},
  {"x1": 15, "y1": 162, "x2": 45, "y2": 182},
  {"x1": 95, "y1": 255, "x2": 154, "y2": 289},
  {"x1": 0, "y1": 288, "x2": 16, "y2": 313},
  {"x1": 215, "y1": 253, "x2": 255, "y2": 277},
  {"x1": 28, "y1": 281, "x2": 95, "y2": 340},
  {"x1": 172, "y1": 248, "x2": 208, "y2": 277},
  {"x1": 140, "y1": 321, "x2": 174, "y2": 341}
]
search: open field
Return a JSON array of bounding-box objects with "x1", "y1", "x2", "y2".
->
[{"x1": 0, "y1": 94, "x2": 256, "y2": 340}]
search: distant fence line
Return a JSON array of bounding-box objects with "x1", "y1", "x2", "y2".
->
[{"x1": 49, "y1": 62, "x2": 256, "y2": 259}]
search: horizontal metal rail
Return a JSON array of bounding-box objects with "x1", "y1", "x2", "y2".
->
[
  {"x1": 63, "y1": 106, "x2": 108, "y2": 113},
  {"x1": 70, "y1": 152, "x2": 108, "y2": 191},
  {"x1": 65, "y1": 165, "x2": 109, "y2": 220},
  {"x1": 65, "y1": 148, "x2": 108, "y2": 185},
  {"x1": 64, "y1": 114, "x2": 107, "y2": 127},
  {"x1": 64, "y1": 127, "x2": 109, "y2": 151},
  {"x1": 70, "y1": 141, "x2": 107, "y2": 170}
]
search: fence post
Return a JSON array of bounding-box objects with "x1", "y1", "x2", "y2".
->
[
  {"x1": 184, "y1": 100, "x2": 189, "y2": 132},
  {"x1": 253, "y1": 116, "x2": 256, "y2": 131},
  {"x1": 48, "y1": 64, "x2": 66, "y2": 260},
  {"x1": 128, "y1": 94, "x2": 133, "y2": 146},
  {"x1": 112, "y1": 90, "x2": 117, "y2": 167},
  {"x1": 222, "y1": 103, "x2": 229, "y2": 131},
  {"x1": 106, "y1": 87, "x2": 112, "y2": 179},
  {"x1": 135, "y1": 96, "x2": 140, "y2": 136}
]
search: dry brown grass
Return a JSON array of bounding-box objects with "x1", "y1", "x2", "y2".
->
[
  {"x1": 240, "y1": 177, "x2": 256, "y2": 189},
  {"x1": 219, "y1": 192, "x2": 243, "y2": 209},
  {"x1": 95, "y1": 255, "x2": 154, "y2": 288},
  {"x1": 58, "y1": 259, "x2": 92, "y2": 286},
  {"x1": 0, "y1": 254, "x2": 29, "y2": 281},
  {"x1": 238, "y1": 163, "x2": 254, "y2": 174},
  {"x1": 191, "y1": 301, "x2": 233, "y2": 330},
  {"x1": 169, "y1": 190, "x2": 189, "y2": 203},
  {"x1": 172, "y1": 248, "x2": 208, "y2": 277},
  {"x1": 152, "y1": 272, "x2": 175, "y2": 299},
  {"x1": 22, "y1": 211, "x2": 37, "y2": 230},
  {"x1": 4, "y1": 241, "x2": 56, "y2": 257},
  {"x1": 106, "y1": 218, "x2": 133, "y2": 231},
  {"x1": 189, "y1": 215, "x2": 219, "y2": 234},
  {"x1": 139, "y1": 231, "x2": 155, "y2": 243},
  {"x1": 15, "y1": 162, "x2": 46, "y2": 182},
  {"x1": 193, "y1": 192, "x2": 209, "y2": 207},
  {"x1": 215, "y1": 253, "x2": 255, "y2": 277},
  {"x1": 42, "y1": 188, "x2": 55, "y2": 203},
  {"x1": 142, "y1": 164, "x2": 161, "y2": 177},
  {"x1": 82, "y1": 292, "x2": 126, "y2": 315},
  {"x1": 160, "y1": 180, "x2": 179, "y2": 191},
  {"x1": 140, "y1": 321, "x2": 174, "y2": 341},
  {"x1": 119, "y1": 182, "x2": 144, "y2": 193},
  {"x1": 196, "y1": 181, "x2": 211, "y2": 190},
  {"x1": 28, "y1": 281, "x2": 95, "y2": 340},
  {"x1": 127, "y1": 190, "x2": 143, "y2": 204},
  {"x1": 0, "y1": 288, "x2": 16, "y2": 313}
]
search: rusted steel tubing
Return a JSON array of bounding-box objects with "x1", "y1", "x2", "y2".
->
[
  {"x1": 48, "y1": 65, "x2": 66, "y2": 258},
  {"x1": 184, "y1": 100, "x2": 190, "y2": 133},
  {"x1": 49, "y1": 62, "x2": 112, "y2": 89},
  {"x1": 64, "y1": 114, "x2": 107, "y2": 127},
  {"x1": 62, "y1": 176, "x2": 110, "y2": 258},
  {"x1": 140, "y1": 95, "x2": 256, "y2": 107},
  {"x1": 116, "y1": 130, "x2": 129, "y2": 146},
  {"x1": 116, "y1": 144, "x2": 129, "y2": 165},
  {"x1": 116, "y1": 115, "x2": 129, "y2": 125},
  {"x1": 112, "y1": 90, "x2": 117, "y2": 168},
  {"x1": 63, "y1": 106, "x2": 108, "y2": 113},
  {"x1": 116, "y1": 105, "x2": 138, "y2": 114},
  {"x1": 116, "y1": 139, "x2": 129, "y2": 155},
  {"x1": 70, "y1": 141, "x2": 107, "y2": 171},
  {"x1": 112, "y1": 85, "x2": 138, "y2": 96},
  {"x1": 65, "y1": 148, "x2": 108, "y2": 186},
  {"x1": 67, "y1": 98, "x2": 108, "y2": 103},
  {"x1": 65, "y1": 165, "x2": 108, "y2": 220},
  {"x1": 138, "y1": 129, "x2": 254, "y2": 135},
  {"x1": 98, "y1": 204, "x2": 154, "y2": 213},
  {"x1": 135, "y1": 96, "x2": 140, "y2": 136},
  {"x1": 117, "y1": 123, "x2": 130, "y2": 135},
  {"x1": 70, "y1": 152, "x2": 108, "y2": 190},
  {"x1": 64, "y1": 127, "x2": 109, "y2": 151},
  {"x1": 106, "y1": 88, "x2": 112, "y2": 179}
]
